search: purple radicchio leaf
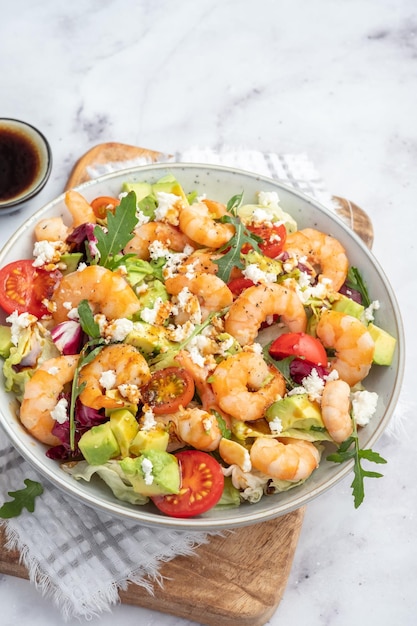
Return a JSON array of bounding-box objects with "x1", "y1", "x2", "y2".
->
[
  {"x1": 289, "y1": 358, "x2": 330, "y2": 385},
  {"x1": 50, "y1": 320, "x2": 84, "y2": 355}
]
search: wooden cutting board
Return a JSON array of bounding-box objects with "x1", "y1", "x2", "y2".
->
[{"x1": 0, "y1": 144, "x2": 374, "y2": 626}]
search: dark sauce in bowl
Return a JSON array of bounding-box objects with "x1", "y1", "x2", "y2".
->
[{"x1": 0, "y1": 127, "x2": 41, "y2": 201}]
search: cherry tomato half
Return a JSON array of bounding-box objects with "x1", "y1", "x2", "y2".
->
[
  {"x1": 243, "y1": 223, "x2": 287, "y2": 258},
  {"x1": 141, "y1": 367, "x2": 195, "y2": 415},
  {"x1": 152, "y1": 450, "x2": 225, "y2": 518},
  {"x1": 227, "y1": 277, "x2": 255, "y2": 297},
  {"x1": 90, "y1": 196, "x2": 120, "y2": 219},
  {"x1": 0, "y1": 260, "x2": 61, "y2": 318},
  {"x1": 269, "y1": 332, "x2": 328, "y2": 366}
]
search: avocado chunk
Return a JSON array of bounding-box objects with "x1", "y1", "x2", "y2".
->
[
  {"x1": 119, "y1": 450, "x2": 180, "y2": 497},
  {"x1": 125, "y1": 321, "x2": 173, "y2": 355},
  {"x1": 60, "y1": 252, "x2": 83, "y2": 274},
  {"x1": 0, "y1": 325, "x2": 12, "y2": 359},
  {"x1": 137, "y1": 279, "x2": 169, "y2": 310},
  {"x1": 129, "y1": 428, "x2": 169, "y2": 455},
  {"x1": 78, "y1": 422, "x2": 120, "y2": 465},
  {"x1": 332, "y1": 294, "x2": 365, "y2": 319},
  {"x1": 121, "y1": 181, "x2": 153, "y2": 202},
  {"x1": 368, "y1": 323, "x2": 396, "y2": 366},
  {"x1": 109, "y1": 409, "x2": 139, "y2": 458},
  {"x1": 266, "y1": 393, "x2": 331, "y2": 441}
]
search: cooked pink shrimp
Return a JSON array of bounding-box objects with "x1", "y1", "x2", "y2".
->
[
  {"x1": 316, "y1": 309, "x2": 375, "y2": 386},
  {"x1": 51, "y1": 265, "x2": 141, "y2": 324},
  {"x1": 171, "y1": 406, "x2": 223, "y2": 452},
  {"x1": 211, "y1": 351, "x2": 286, "y2": 421},
  {"x1": 19, "y1": 355, "x2": 79, "y2": 446},
  {"x1": 165, "y1": 272, "x2": 234, "y2": 320},
  {"x1": 179, "y1": 199, "x2": 235, "y2": 248},
  {"x1": 284, "y1": 228, "x2": 349, "y2": 292},
  {"x1": 124, "y1": 222, "x2": 194, "y2": 260},
  {"x1": 321, "y1": 379, "x2": 353, "y2": 442},
  {"x1": 78, "y1": 344, "x2": 151, "y2": 410},
  {"x1": 65, "y1": 190, "x2": 97, "y2": 228},
  {"x1": 225, "y1": 283, "x2": 307, "y2": 346},
  {"x1": 250, "y1": 436, "x2": 320, "y2": 482},
  {"x1": 34, "y1": 217, "x2": 70, "y2": 242}
]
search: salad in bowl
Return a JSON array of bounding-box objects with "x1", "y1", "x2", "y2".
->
[{"x1": 0, "y1": 164, "x2": 404, "y2": 529}]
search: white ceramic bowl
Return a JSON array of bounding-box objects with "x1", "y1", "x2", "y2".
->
[{"x1": 0, "y1": 163, "x2": 405, "y2": 530}]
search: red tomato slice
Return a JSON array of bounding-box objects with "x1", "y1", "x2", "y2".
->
[
  {"x1": 269, "y1": 332, "x2": 328, "y2": 366},
  {"x1": 141, "y1": 367, "x2": 195, "y2": 415},
  {"x1": 152, "y1": 450, "x2": 225, "y2": 518},
  {"x1": 227, "y1": 277, "x2": 255, "y2": 296},
  {"x1": 0, "y1": 260, "x2": 61, "y2": 318},
  {"x1": 90, "y1": 196, "x2": 120, "y2": 219},
  {"x1": 243, "y1": 223, "x2": 287, "y2": 258}
]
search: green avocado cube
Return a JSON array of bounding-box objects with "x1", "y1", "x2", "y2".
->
[
  {"x1": 78, "y1": 422, "x2": 120, "y2": 465},
  {"x1": 129, "y1": 428, "x2": 169, "y2": 456},
  {"x1": 0, "y1": 325, "x2": 12, "y2": 359},
  {"x1": 121, "y1": 182, "x2": 153, "y2": 202},
  {"x1": 119, "y1": 450, "x2": 180, "y2": 497},
  {"x1": 368, "y1": 323, "x2": 396, "y2": 366},
  {"x1": 332, "y1": 294, "x2": 365, "y2": 319},
  {"x1": 110, "y1": 409, "x2": 139, "y2": 458}
]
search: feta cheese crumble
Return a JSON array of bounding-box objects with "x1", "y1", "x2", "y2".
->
[
  {"x1": 5, "y1": 311, "x2": 37, "y2": 346},
  {"x1": 99, "y1": 370, "x2": 117, "y2": 390},
  {"x1": 351, "y1": 390, "x2": 378, "y2": 426},
  {"x1": 141, "y1": 457, "x2": 154, "y2": 485},
  {"x1": 51, "y1": 397, "x2": 69, "y2": 424}
]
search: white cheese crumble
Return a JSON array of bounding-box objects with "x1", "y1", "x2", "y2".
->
[
  {"x1": 99, "y1": 369, "x2": 117, "y2": 390},
  {"x1": 141, "y1": 457, "x2": 154, "y2": 485},
  {"x1": 258, "y1": 191, "x2": 280, "y2": 208},
  {"x1": 154, "y1": 191, "x2": 181, "y2": 224},
  {"x1": 32, "y1": 240, "x2": 63, "y2": 267},
  {"x1": 47, "y1": 366, "x2": 59, "y2": 375},
  {"x1": 51, "y1": 397, "x2": 69, "y2": 424},
  {"x1": 243, "y1": 263, "x2": 277, "y2": 284},
  {"x1": 140, "y1": 297, "x2": 165, "y2": 324},
  {"x1": 141, "y1": 405, "x2": 157, "y2": 431},
  {"x1": 351, "y1": 390, "x2": 378, "y2": 426},
  {"x1": 103, "y1": 318, "x2": 134, "y2": 342},
  {"x1": 269, "y1": 416, "x2": 283, "y2": 434},
  {"x1": 5, "y1": 311, "x2": 37, "y2": 346},
  {"x1": 363, "y1": 300, "x2": 380, "y2": 323}
]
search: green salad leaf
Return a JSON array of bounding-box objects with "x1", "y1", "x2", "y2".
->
[
  {"x1": 346, "y1": 267, "x2": 371, "y2": 308},
  {"x1": 94, "y1": 191, "x2": 138, "y2": 268},
  {"x1": 213, "y1": 193, "x2": 263, "y2": 282},
  {"x1": 0, "y1": 479, "x2": 44, "y2": 518},
  {"x1": 327, "y1": 419, "x2": 387, "y2": 508}
]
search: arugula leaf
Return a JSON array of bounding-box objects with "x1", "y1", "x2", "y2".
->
[
  {"x1": 326, "y1": 420, "x2": 387, "y2": 508},
  {"x1": 346, "y1": 267, "x2": 371, "y2": 308},
  {"x1": 94, "y1": 191, "x2": 138, "y2": 268},
  {"x1": 262, "y1": 342, "x2": 295, "y2": 388},
  {"x1": 213, "y1": 193, "x2": 263, "y2": 282},
  {"x1": 69, "y1": 339, "x2": 105, "y2": 450},
  {"x1": 0, "y1": 479, "x2": 43, "y2": 518},
  {"x1": 77, "y1": 299, "x2": 101, "y2": 338}
]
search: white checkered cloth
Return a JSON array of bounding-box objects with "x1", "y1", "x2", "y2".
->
[{"x1": 0, "y1": 149, "x2": 349, "y2": 620}]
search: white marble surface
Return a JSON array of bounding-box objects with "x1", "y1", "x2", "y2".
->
[{"x1": 0, "y1": 1, "x2": 416, "y2": 625}]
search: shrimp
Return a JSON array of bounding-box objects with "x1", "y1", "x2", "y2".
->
[
  {"x1": 179, "y1": 199, "x2": 235, "y2": 248},
  {"x1": 51, "y1": 265, "x2": 142, "y2": 324},
  {"x1": 225, "y1": 283, "x2": 307, "y2": 346},
  {"x1": 211, "y1": 351, "x2": 286, "y2": 421},
  {"x1": 19, "y1": 355, "x2": 79, "y2": 446},
  {"x1": 316, "y1": 309, "x2": 375, "y2": 386},
  {"x1": 179, "y1": 249, "x2": 220, "y2": 275},
  {"x1": 124, "y1": 222, "x2": 194, "y2": 260},
  {"x1": 284, "y1": 227, "x2": 348, "y2": 292},
  {"x1": 250, "y1": 436, "x2": 320, "y2": 482},
  {"x1": 173, "y1": 406, "x2": 223, "y2": 452},
  {"x1": 321, "y1": 379, "x2": 353, "y2": 442},
  {"x1": 34, "y1": 217, "x2": 70, "y2": 242},
  {"x1": 65, "y1": 190, "x2": 97, "y2": 228},
  {"x1": 78, "y1": 344, "x2": 151, "y2": 410},
  {"x1": 165, "y1": 272, "x2": 234, "y2": 320}
]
